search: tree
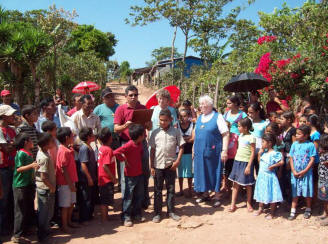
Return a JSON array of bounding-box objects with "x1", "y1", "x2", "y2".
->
[
  {"x1": 146, "y1": 46, "x2": 181, "y2": 66},
  {"x1": 119, "y1": 61, "x2": 133, "y2": 82}
]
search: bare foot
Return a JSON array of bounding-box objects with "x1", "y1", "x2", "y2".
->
[
  {"x1": 254, "y1": 209, "x2": 263, "y2": 216},
  {"x1": 247, "y1": 205, "x2": 254, "y2": 213},
  {"x1": 228, "y1": 206, "x2": 237, "y2": 213}
]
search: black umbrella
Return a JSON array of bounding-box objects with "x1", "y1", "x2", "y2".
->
[{"x1": 224, "y1": 72, "x2": 270, "y2": 92}]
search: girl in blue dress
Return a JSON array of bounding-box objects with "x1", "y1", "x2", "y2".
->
[
  {"x1": 288, "y1": 125, "x2": 316, "y2": 220},
  {"x1": 254, "y1": 133, "x2": 284, "y2": 219}
]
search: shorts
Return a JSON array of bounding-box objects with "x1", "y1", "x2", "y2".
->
[
  {"x1": 58, "y1": 185, "x2": 76, "y2": 208},
  {"x1": 99, "y1": 182, "x2": 114, "y2": 206}
]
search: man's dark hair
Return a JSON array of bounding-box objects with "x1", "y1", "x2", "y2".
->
[
  {"x1": 125, "y1": 85, "x2": 138, "y2": 95},
  {"x1": 56, "y1": 127, "x2": 72, "y2": 144},
  {"x1": 40, "y1": 97, "x2": 54, "y2": 109},
  {"x1": 79, "y1": 94, "x2": 92, "y2": 104},
  {"x1": 159, "y1": 108, "x2": 172, "y2": 118},
  {"x1": 14, "y1": 133, "x2": 31, "y2": 150},
  {"x1": 41, "y1": 120, "x2": 57, "y2": 132},
  {"x1": 129, "y1": 124, "x2": 144, "y2": 141},
  {"x1": 79, "y1": 127, "x2": 93, "y2": 142},
  {"x1": 21, "y1": 105, "x2": 36, "y2": 118},
  {"x1": 37, "y1": 133, "x2": 53, "y2": 148},
  {"x1": 98, "y1": 127, "x2": 112, "y2": 144}
]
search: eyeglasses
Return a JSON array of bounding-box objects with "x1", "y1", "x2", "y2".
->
[{"x1": 128, "y1": 94, "x2": 139, "y2": 97}]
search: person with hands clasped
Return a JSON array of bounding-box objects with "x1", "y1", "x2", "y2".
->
[
  {"x1": 228, "y1": 118, "x2": 256, "y2": 213},
  {"x1": 149, "y1": 109, "x2": 185, "y2": 223},
  {"x1": 253, "y1": 133, "x2": 284, "y2": 219},
  {"x1": 12, "y1": 133, "x2": 39, "y2": 244},
  {"x1": 35, "y1": 133, "x2": 56, "y2": 242},
  {"x1": 288, "y1": 125, "x2": 316, "y2": 220},
  {"x1": 56, "y1": 127, "x2": 78, "y2": 233}
]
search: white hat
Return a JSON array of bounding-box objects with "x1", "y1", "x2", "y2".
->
[{"x1": 0, "y1": 105, "x2": 16, "y2": 116}]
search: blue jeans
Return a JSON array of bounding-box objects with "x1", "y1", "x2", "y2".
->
[
  {"x1": 37, "y1": 189, "x2": 55, "y2": 240},
  {"x1": 0, "y1": 168, "x2": 14, "y2": 234},
  {"x1": 122, "y1": 175, "x2": 144, "y2": 221}
]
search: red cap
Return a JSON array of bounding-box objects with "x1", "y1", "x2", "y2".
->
[{"x1": 0, "y1": 90, "x2": 11, "y2": 97}]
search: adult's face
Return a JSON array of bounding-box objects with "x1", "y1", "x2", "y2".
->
[
  {"x1": 44, "y1": 101, "x2": 57, "y2": 116},
  {"x1": 82, "y1": 98, "x2": 94, "y2": 116},
  {"x1": 2, "y1": 94, "x2": 11, "y2": 104},
  {"x1": 74, "y1": 96, "x2": 82, "y2": 110},
  {"x1": 199, "y1": 100, "x2": 213, "y2": 115},
  {"x1": 103, "y1": 93, "x2": 115, "y2": 107},
  {"x1": 126, "y1": 90, "x2": 139, "y2": 107}
]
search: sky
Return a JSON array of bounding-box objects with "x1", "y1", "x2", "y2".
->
[{"x1": 2, "y1": 0, "x2": 307, "y2": 69}]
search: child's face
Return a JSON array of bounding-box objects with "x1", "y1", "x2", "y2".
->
[
  {"x1": 4, "y1": 115, "x2": 15, "y2": 125},
  {"x1": 247, "y1": 107, "x2": 258, "y2": 120},
  {"x1": 237, "y1": 123, "x2": 247, "y2": 134},
  {"x1": 261, "y1": 139, "x2": 270, "y2": 150},
  {"x1": 279, "y1": 116, "x2": 288, "y2": 128},
  {"x1": 265, "y1": 126, "x2": 273, "y2": 135},
  {"x1": 269, "y1": 115, "x2": 277, "y2": 123},
  {"x1": 296, "y1": 129, "x2": 307, "y2": 142},
  {"x1": 158, "y1": 97, "x2": 170, "y2": 108},
  {"x1": 299, "y1": 116, "x2": 307, "y2": 126},
  {"x1": 26, "y1": 110, "x2": 39, "y2": 123},
  {"x1": 179, "y1": 111, "x2": 189, "y2": 123},
  {"x1": 226, "y1": 100, "x2": 236, "y2": 110},
  {"x1": 159, "y1": 115, "x2": 172, "y2": 130}
]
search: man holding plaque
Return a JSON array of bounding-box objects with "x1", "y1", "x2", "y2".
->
[{"x1": 114, "y1": 85, "x2": 152, "y2": 209}]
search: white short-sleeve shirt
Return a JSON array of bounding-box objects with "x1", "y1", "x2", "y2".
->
[{"x1": 201, "y1": 111, "x2": 229, "y2": 134}]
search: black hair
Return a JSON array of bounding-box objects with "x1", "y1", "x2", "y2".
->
[
  {"x1": 14, "y1": 133, "x2": 31, "y2": 150},
  {"x1": 37, "y1": 133, "x2": 53, "y2": 148},
  {"x1": 304, "y1": 106, "x2": 316, "y2": 115},
  {"x1": 269, "y1": 111, "x2": 277, "y2": 118},
  {"x1": 21, "y1": 105, "x2": 37, "y2": 118},
  {"x1": 79, "y1": 127, "x2": 93, "y2": 142},
  {"x1": 79, "y1": 94, "x2": 92, "y2": 104},
  {"x1": 281, "y1": 111, "x2": 295, "y2": 123},
  {"x1": 98, "y1": 127, "x2": 112, "y2": 144},
  {"x1": 129, "y1": 124, "x2": 144, "y2": 141},
  {"x1": 297, "y1": 125, "x2": 311, "y2": 139},
  {"x1": 307, "y1": 114, "x2": 321, "y2": 133},
  {"x1": 238, "y1": 117, "x2": 253, "y2": 132},
  {"x1": 40, "y1": 97, "x2": 54, "y2": 109},
  {"x1": 227, "y1": 95, "x2": 241, "y2": 107},
  {"x1": 56, "y1": 127, "x2": 72, "y2": 144},
  {"x1": 262, "y1": 133, "x2": 277, "y2": 146},
  {"x1": 159, "y1": 108, "x2": 172, "y2": 118},
  {"x1": 41, "y1": 120, "x2": 57, "y2": 132},
  {"x1": 266, "y1": 122, "x2": 280, "y2": 136},
  {"x1": 248, "y1": 102, "x2": 266, "y2": 120},
  {"x1": 320, "y1": 134, "x2": 328, "y2": 152},
  {"x1": 182, "y1": 100, "x2": 192, "y2": 107},
  {"x1": 125, "y1": 85, "x2": 138, "y2": 95},
  {"x1": 179, "y1": 109, "x2": 191, "y2": 117}
]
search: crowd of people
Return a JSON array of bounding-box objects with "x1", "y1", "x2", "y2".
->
[{"x1": 0, "y1": 85, "x2": 327, "y2": 243}]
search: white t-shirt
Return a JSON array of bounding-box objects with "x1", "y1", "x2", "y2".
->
[{"x1": 200, "y1": 111, "x2": 229, "y2": 134}]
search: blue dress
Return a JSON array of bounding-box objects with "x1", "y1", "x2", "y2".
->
[
  {"x1": 289, "y1": 141, "x2": 316, "y2": 198},
  {"x1": 310, "y1": 131, "x2": 320, "y2": 164},
  {"x1": 254, "y1": 151, "x2": 283, "y2": 204},
  {"x1": 194, "y1": 112, "x2": 222, "y2": 192}
]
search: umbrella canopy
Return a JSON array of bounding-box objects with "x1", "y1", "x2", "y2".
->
[
  {"x1": 72, "y1": 81, "x2": 101, "y2": 94},
  {"x1": 145, "y1": 85, "x2": 181, "y2": 109},
  {"x1": 224, "y1": 73, "x2": 270, "y2": 92}
]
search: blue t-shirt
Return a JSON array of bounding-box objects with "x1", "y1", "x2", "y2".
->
[
  {"x1": 93, "y1": 103, "x2": 119, "y2": 133},
  {"x1": 35, "y1": 114, "x2": 61, "y2": 132},
  {"x1": 251, "y1": 120, "x2": 269, "y2": 138},
  {"x1": 310, "y1": 130, "x2": 321, "y2": 164},
  {"x1": 224, "y1": 110, "x2": 247, "y2": 135},
  {"x1": 289, "y1": 141, "x2": 316, "y2": 172},
  {"x1": 150, "y1": 105, "x2": 178, "y2": 135}
]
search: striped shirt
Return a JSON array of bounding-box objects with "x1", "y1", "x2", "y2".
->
[{"x1": 16, "y1": 120, "x2": 39, "y2": 160}]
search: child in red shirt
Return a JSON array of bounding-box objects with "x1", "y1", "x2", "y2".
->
[
  {"x1": 97, "y1": 128, "x2": 117, "y2": 222},
  {"x1": 56, "y1": 127, "x2": 78, "y2": 233},
  {"x1": 114, "y1": 124, "x2": 145, "y2": 227}
]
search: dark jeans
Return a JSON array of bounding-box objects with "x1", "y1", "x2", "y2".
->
[
  {"x1": 142, "y1": 140, "x2": 150, "y2": 208},
  {"x1": 154, "y1": 168, "x2": 176, "y2": 215},
  {"x1": 77, "y1": 182, "x2": 97, "y2": 222},
  {"x1": 122, "y1": 175, "x2": 144, "y2": 221},
  {"x1": 37, "y1": 189, "x2": 55, "y2": 240},
  {"x1": 13, "y1": 184, "x2": 35, "y2": 238},
  {"x1": 0, "y1": 168, "x2": 14, "y2": 234}
]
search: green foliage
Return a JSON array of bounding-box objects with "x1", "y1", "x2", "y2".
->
[
  {"x1": 119, "y1": 61, "x2": 133, "y2": 81},
  {"x1": 146, "y1": 46, "x2": 181, "y2": 66}
]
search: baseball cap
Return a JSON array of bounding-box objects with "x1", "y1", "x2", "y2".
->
[
  {"x1": 0, "y1": 105, "x2": 16, "y2": 116},
  {"x1": 0, "y1": 90, "x2": 11, "y2": 97},
  {"x1": 101, "y1": 87, "x2": 113, "y2": 98}
]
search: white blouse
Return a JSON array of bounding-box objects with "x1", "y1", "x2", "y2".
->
[{"x1": 200, "y1": 111, "x2": 229, "y2": 134}]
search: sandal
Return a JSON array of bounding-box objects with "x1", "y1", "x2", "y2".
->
[
  {"x1": 303, "y1": 210, "x2": 312, "y2": 219},
  {"x1": 213, "y1": 200, "x2": 221, "y2": 208},
  {"x1": 228, "y1": 206, "x2": 237, "y2": 212}
]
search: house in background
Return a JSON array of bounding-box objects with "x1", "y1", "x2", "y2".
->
[{"x1": 131, "y1": 56, "x2": 203, "y2": 86}]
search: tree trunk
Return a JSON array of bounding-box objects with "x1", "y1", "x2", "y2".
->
[
  {"x1": 214, "y1": 76, "x2": 220, "y2": 109},
  {"x1": 30, "y1": 63, "x2": 40, "y2": 104}
]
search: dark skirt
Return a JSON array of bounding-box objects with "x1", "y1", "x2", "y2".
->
[{"x1": 228, "y1": 160, "x2": 255, "y2": 186}]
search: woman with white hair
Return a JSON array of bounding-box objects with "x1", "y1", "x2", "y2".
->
[{"x1": 193, "y1": 95, "x2": 229, "y2": 207}]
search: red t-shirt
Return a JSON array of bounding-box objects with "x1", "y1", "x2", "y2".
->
[
  {"x1": 114, "y1": 102, "x2": 146, "y2": 141},
  {"x1": 56, "y1": 145, "x2": 78, "y2": 185},
  {"x1": 67, "y1": 107, "x2": 78, "y2": 117},
  {"x1": 113, "y1": 140, "x2": 143, "y2": 177},
  {"x1": 98, "y1": 145, "x2": 116, "y2": 186},
  {"x1": 266, "y1": 100, "x2": 289, "y2": 114},
  {"x1": 0, "y1": 127, "x2": 16, "y2": 168}
]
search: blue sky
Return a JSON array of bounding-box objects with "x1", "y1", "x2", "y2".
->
[{"x1": 2, "y1": 0, "x2": 306, "y2": 68}]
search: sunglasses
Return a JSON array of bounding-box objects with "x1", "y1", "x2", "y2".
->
[{"x1": 128, "y1": 94, "x2": 139, "y2": 97}]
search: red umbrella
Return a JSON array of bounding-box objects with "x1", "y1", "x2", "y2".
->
[
  {"x1": 72, "y1": 81, "x2": 101, "y2": 94},
  {"x1": 145, "y1": 85, "x2": 181, "y2": 109}
]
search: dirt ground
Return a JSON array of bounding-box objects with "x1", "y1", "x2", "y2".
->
[{"x1": 4, "y1": 83, "x2": 328, "y2": 243}]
